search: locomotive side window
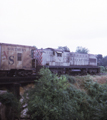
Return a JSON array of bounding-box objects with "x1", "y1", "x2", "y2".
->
[
  {"x1": 17, "y1": 53, "x2": 22, "y2": 61},
  {"x1": 57, "y1": 53, "x2": 62, "y2": 57}
]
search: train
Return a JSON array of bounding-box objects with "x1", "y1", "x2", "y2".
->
[{"x1": 0, "y1": 43, "x2": 100, "y2": 77}]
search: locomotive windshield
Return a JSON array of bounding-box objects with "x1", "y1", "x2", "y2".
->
[{"x1": 57, "y1": 53, "x2": 62, "y2": 57}]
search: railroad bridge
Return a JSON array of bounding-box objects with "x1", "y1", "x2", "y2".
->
[{"x1": 0, "y1": 76, "x2": 39, "y2": 99}]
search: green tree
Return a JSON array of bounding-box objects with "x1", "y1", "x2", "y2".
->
[
  {"x1": 33, "y1": 45, "x2": 38, "y2": 49},
  {"x1": 23, "y1": 68, "x2": 96, "y2": 120},
  {"x1": 0, "y1": 92, "x2": 20, "y2": 120},
  {"x1": 58, "y1": 46, "x2": 70, "y2": 52},
  {"x1": 24, "y1": 68, "x2": 77, "y2": 120},
  {"x1": 76, "y1": 46, "x2": 89, "y2": 54},
  {"x1": 23, "y1": 68, "x2": 107, "y2": 120},
  {"x1": 101, "y1": 56, "x2": 107, "y2": 67}
]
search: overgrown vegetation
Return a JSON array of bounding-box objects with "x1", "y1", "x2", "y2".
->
[
  {"x1": 101, "y1": 56, "x2": 107, "y2": 67},
  {"x1": 24, "y1": 68, "x2": 107, "y2": 120},
  {"x1": 0, "y1": 92, "x2": 20, "y2": 119},
  {"x1": 99, "y1": 66, "x2": 107, "y2": 73}
]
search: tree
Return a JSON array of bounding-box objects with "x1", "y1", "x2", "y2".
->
[
  {"x1": 58, "y1": 46, "x2": 70, "y2": 52},
  {"x1": 24, "y1": 68, "x2": 102, "y2": 120},
  {"x1": 101, "y1": 56, "x2": 107, "y2": 67},
  {"x1": 0, "y1": 92, "x2": 20, "y2": 120},
  {"x1": 23, "y1": 68, "x2": 107, "y2": 120},
  {"x1": 33, "y1": 45, "x2": 38, "y2": 49},
  {"x1": 76, "y1": 46, "x2": 89, "y2": 54},
  {"x1": 97, "y1": 54, "x2": 103, "y2": 66},
  {"x1": 25, "y1": 68, "x2": 77, "y2": 120}
]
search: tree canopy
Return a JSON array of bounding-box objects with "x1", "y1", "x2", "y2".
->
[
  {"x1": 76, "y1": 46, "x2": 89, "y2": 54},
  {"x1": 101, "y1": 56, "x2": 107, "y2": 67},
  {"x1": 58, "y1": 46, "x2": 70, "y2": 52}
]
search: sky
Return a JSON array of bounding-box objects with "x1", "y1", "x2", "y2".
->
[{"x1": 0, "y1": 0, "x2": 107, "y2": 56}]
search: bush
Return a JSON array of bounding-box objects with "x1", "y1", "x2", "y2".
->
[
  {"x1": 25, "y1": 68, "x2": 74, "y2": 120},
  {"x1": 82, "y1": 79, "x2": 107, "y2": 120},
  {"x1": 24, "y1": 68, "x2": 107, "y2": 120},
  {"x1": 0, "y1": 92, "x2": 20, "y2": 119},
  {"x1": 65, "y1": 75, "x2": 76, "y2": 84},
  {"x1": 99, "y1": 66, "x2": 105, "y2": 73}
]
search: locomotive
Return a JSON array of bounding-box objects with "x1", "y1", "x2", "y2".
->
[
  {"x1": 0, "y1": 43, "x2": 100, "y2": 77},
  {"x1": 34, "y1": 47, "x2": 100, "y2": 75}
]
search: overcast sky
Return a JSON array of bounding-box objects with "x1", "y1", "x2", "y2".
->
[{"x1": 0, "y1": 0, "x2": 107, "y2": 56}]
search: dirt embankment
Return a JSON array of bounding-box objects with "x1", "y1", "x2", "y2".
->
[
  {"x1": 20, "y1": 74, "x2": 107, "y2": 95},
  {"x1": 91, "y1": 75, "x2": 107, "y2": 84},
  {"x1": 68, "y1": 74, "x2": 107, "y2": 91}
]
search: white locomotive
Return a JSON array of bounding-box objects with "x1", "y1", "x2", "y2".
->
[{"x1": 34, "y1": 47, "x2": 99, "y2": 75}]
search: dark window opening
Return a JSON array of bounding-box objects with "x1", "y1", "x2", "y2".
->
[
  {"x1": 17, "y1": 53, "x2": 22, "y2": 61},
  {"x1": 89, "y1": 58, "x2": 96, "y2": 63},
  {"x1": 46, "y1": 63, "x2": 49, "y2": 65},
  {"x1": 57, "y1": 53, "x2": 62, "y2": 57},
  {"x1": 32, "y1": 59, "x2": 35, "y2": 68},
  {"x1": 31, "y1": 50, "x2": 34, "y2": 58},
  {"x1": 53, "y1": 51, "x2": 55, "y2": 55}
]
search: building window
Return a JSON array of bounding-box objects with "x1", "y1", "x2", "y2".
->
[
  {"x1": 17, "y1": 53, "x2": 22, "y2": 61},
  {"x1": 57, "y1": 53, "x2": 62, "y2": 57}
]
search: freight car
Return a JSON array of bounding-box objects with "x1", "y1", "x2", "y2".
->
[
  {"x1": 0, "y1": 43, "x2": 36, "y2": 77},
  {"x1": 34, "y1": 48, "x2": 100, "y2": 75}
]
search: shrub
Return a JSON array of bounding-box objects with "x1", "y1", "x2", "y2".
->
[
  {"x1": 99, "y1": 66, "x2": 105, "y2": 73},
  {"x1": 25, "y1": 68, "x2": 75, "y2": 120},
  {"x1": 0, "y1": 92, "x2": 20, "y2": 119},
  {"x1": 82, "y1": 79, "x2": 107, "y2": 120},
  {"x1": 65, "y1": 75, "x2": 76, "y2": 84},
  {"x1": 24, "y1": 68, "x2": 107, "y2": 120}
]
